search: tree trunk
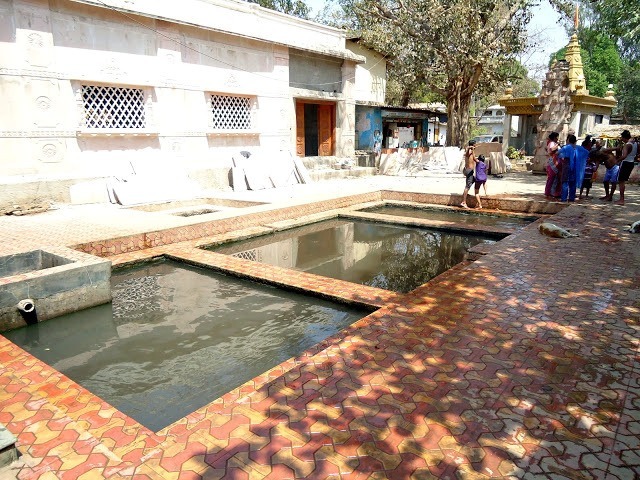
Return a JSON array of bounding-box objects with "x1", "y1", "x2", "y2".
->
[
  {"x1": 446, "y1": 85, "x2": 472, "y2": 148},
  {"x1": 400, "y1": 88, "x2": 411, "y2": 107}
]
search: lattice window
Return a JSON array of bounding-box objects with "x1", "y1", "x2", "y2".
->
[
  {"x1": 82, "y1": 85, "x2": 147, "y2": 129},
  {"x1": 232, "y1": 250, "x2": 257, "y2": 261},
  {"x1": 211, "y1": 94, "x2": 252, "y2": 130}
]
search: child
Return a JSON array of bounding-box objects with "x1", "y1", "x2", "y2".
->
[
  {"x1": 460, "y1": 140, "x2": 476, "y2": 208},
  {"x1": 579, "y1": 152, "x2": 598, "y2": 199},
  {"x1": 474, "y1": 154, "x2": 488, "y2": 208}
]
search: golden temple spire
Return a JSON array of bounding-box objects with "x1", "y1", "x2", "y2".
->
[
  {"x1": 565, "y1": 24, "x2": 586, "y2": 94},
  {"x1": 574, "y1": 3, "x2": 579, "y2": 31}
]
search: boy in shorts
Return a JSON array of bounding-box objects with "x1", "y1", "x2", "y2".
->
[
  {"x1": 460, "y1": 140, "x2": 476, "y2": 208},
  {"x1": 596, "y1": 150, "x2": 619, "y2": 201}
]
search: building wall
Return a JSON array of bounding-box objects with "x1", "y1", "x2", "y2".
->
[
  {"x1": 346, "y1": 41, "x2": 386, "y2": 105},
  {"x1": 72, "y1": 0, "x2": 350, "y2": 56},
  {"x1": 477, "y1": 106, "x2": 506, "y2": 136},
  {"x1": 289, "y1": 50, "x2": 343, "y2": 93},
  {"x1": 571, "y1": 111, "x2": 610, "y2": 138},
  {"x1": 0, "y1": 0, "x2": 360, "y2": 205},
  {"x1": 354, "y1": 106, "x2": 382, "y2": 151}
]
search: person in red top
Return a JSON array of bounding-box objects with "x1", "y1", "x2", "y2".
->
[{"x1": 544, "y1": 132, "x2": 561, "y2": 200}]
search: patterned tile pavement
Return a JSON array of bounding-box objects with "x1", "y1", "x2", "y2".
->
[{"x1": 0, "y1": 175, "x2": 639, "y2": 479}]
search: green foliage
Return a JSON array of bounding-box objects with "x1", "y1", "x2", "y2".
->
[
  {"x1": 413, "y1": 87, "x2": 446, "y2": 105},
  {"x1": 578, "y1": 30, "x2": 622, "y2": 97},
  {"x1": 384, "y1": 79, "x2": 406, "y2": 107},
  {"x1": 550, "y1": 1, "x2": 639, "y2": 120},
  {"x1": 506, "y1": 146, "x2": 524, "y2": 160},
  {"x1": 244, "y1": 0, "x2": 310, "y2": 18},
  {"x1": 470, "y1": 124, "x2": 490, "y2": 140},
  {"x1": 473, "y1": 59, "x2": 539, "y2": 115},
  {"x1": 511, "y1": 76, "x2": 540, "y2": 97},
  {"x1": 549, "y1": 29, "x2": 622, "y2": 97},
  {"x1": 616, "y1": 61, "x2": 640, "y2": 122},
  {"x1": 589, "y1": 0, "x2": 640, "y2": 60}
]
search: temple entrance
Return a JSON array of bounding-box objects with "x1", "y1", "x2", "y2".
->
[{"x1": 295, "y1": 101, "x2": 335, "y2": 157}]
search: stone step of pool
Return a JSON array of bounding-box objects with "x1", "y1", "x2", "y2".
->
[{"x1": 0, "y1": 423, "x2": 18, "y2": 470}]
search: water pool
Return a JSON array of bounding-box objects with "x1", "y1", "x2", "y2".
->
[
  {"x1": 361, "y1": 205, "x2": 538, "y2": 230},
  {"x1": 3, "y1": 259, "x2": 367, "y2": 431},
  {"x1": 210, "y1": 218, "x2": 499, "y2": 293}
]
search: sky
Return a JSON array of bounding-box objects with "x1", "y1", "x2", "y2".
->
[{"x1": 305, "y1": 0, "x2": 569, "y2": 83}]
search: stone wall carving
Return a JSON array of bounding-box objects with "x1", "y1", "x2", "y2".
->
[
  {"x1": 532, "y1": 61, "x2": 573, "y2": 174},
  {"x1": 36, "y1": 139, "x2": 65, "y2": 163}
]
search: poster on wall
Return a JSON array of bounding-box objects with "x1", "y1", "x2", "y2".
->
[{"x1": 398, "y1": 127, "x2": 414, "y2": 147}]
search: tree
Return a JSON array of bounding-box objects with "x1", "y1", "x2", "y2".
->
[
  {"x1": 589, "y1": 0, "x2": 640, "y2": 60},
  {"x1": 494, "y1": 58, "x2": 540, "y2": 98},
  {"x1": 616, "y1": 62, "x2": 640, "y2": 122},
  {"x1": 244, "y1": 0, "x2": 310, "y2": 18},
  {"x1": 337, "y1": 0, "x2": 534, "y2": 147},
  {"x1": 470, "y1": 59, "x2": 538, "y2": 135}
]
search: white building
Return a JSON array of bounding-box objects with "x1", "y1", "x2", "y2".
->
[
  {"x1": 0, "y1": 0, "x2": 365, "y2": 207},
  {"x1": 476, "y1": 105, "x2": 505, "y2": 136}
]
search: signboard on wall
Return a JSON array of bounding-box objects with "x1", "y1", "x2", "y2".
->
[{"x1": 398, "y1": 126, "x2": 414, "y2": 146}]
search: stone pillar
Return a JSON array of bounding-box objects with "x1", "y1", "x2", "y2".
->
[
  {"x1": 338, "y1": 61, "x2": 356, "y2": 157},
  {"x1": 502, "y1": 113, "x2": 511, "y2": 155}
]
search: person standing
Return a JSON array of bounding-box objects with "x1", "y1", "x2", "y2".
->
[
  {"x1": 545, "y1": 132, "x2": 561, "y2": 200},
  {"x1": 460, "y1": 140, "x2": 476, "y2": 208},
  {"x1": 574, "y1": 136, "x2": 592, "y2": 190},
  {"x1": 597, "y1": 149, "x2": 620, "y2": 201},
  {"x1": 614, "y1": 130, "x2": 638, "y2": 205},
  {"x1": 579, "y1": 152, "x2": 598, "y2": 199},
  {"x1": 558, "y1": 134, "x2": 578, "y2": 202},
  {"x1": 474, "y1": 154, "x2": 488, "y2": 209}
]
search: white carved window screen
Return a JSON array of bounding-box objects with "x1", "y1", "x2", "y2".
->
[
  {"x1": 232, "y1": 249, "x2": 258, "y2": 261},
  {"x1": 211, "y1": 94, "x2": 253, "y2": 130},
  {"x1": 82, "y1": 85, "x2": 147, "y2": 129}
]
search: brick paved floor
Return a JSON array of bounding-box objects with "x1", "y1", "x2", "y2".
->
[{"x1": 0, "y1": 174, "x2": 639, "y2": 479}]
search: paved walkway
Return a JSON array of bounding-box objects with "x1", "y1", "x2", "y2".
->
[{"x1": 0, "y1": 172, "x2": 639, "y2": 479}]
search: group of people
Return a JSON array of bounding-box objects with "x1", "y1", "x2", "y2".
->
[
  {"x1": 545, "y1": 129, "x2": 638, "y2": 205},
  {"x1": 458, "y1": 129, "x2": 637, "y2": 209},
  {"x1": 460, "y1": 140, "x2": 488, "y2": 209}
]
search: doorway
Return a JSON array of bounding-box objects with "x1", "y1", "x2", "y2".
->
[{"x1": 295, "y1": 101, "x2": 335, "y2": 157}]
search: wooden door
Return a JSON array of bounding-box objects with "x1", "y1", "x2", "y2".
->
[
  {"x1": 295, "y1": 102, "x2": 305, "y2": 157},
  {"x1": 318, "y1": 104, "x2": 334, "y2": 156}
]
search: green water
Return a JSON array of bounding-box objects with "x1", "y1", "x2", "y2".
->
[
  {"x1": 211, "y1": 219, "x2": 498, "y2": 293},
  {"x1": 363, "y1": 205, "x2": 537, "y2": 229},
  {"x1": 3, "y1": 259, "x2": 367, "y2": 432}
]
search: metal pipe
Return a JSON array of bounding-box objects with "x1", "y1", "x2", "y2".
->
[{"x1": 17, "y1": 299, "x2": 38, "y2": 325}]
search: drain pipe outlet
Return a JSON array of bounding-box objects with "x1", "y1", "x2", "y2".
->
[{"x1": 17, "y1": 299, "x2": 38, "y2": 325}]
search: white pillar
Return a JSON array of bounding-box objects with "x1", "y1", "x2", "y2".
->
[{"x1": 502, "y1": 113, "x2": 511, "y2": 155}]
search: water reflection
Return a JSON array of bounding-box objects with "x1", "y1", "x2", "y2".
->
[
  {"x1": 212, "y1": 219, "x2": 497, "y2": 293},
  {"x1": 364, "y1": 205, "x2": 537, "y2": 229}
]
